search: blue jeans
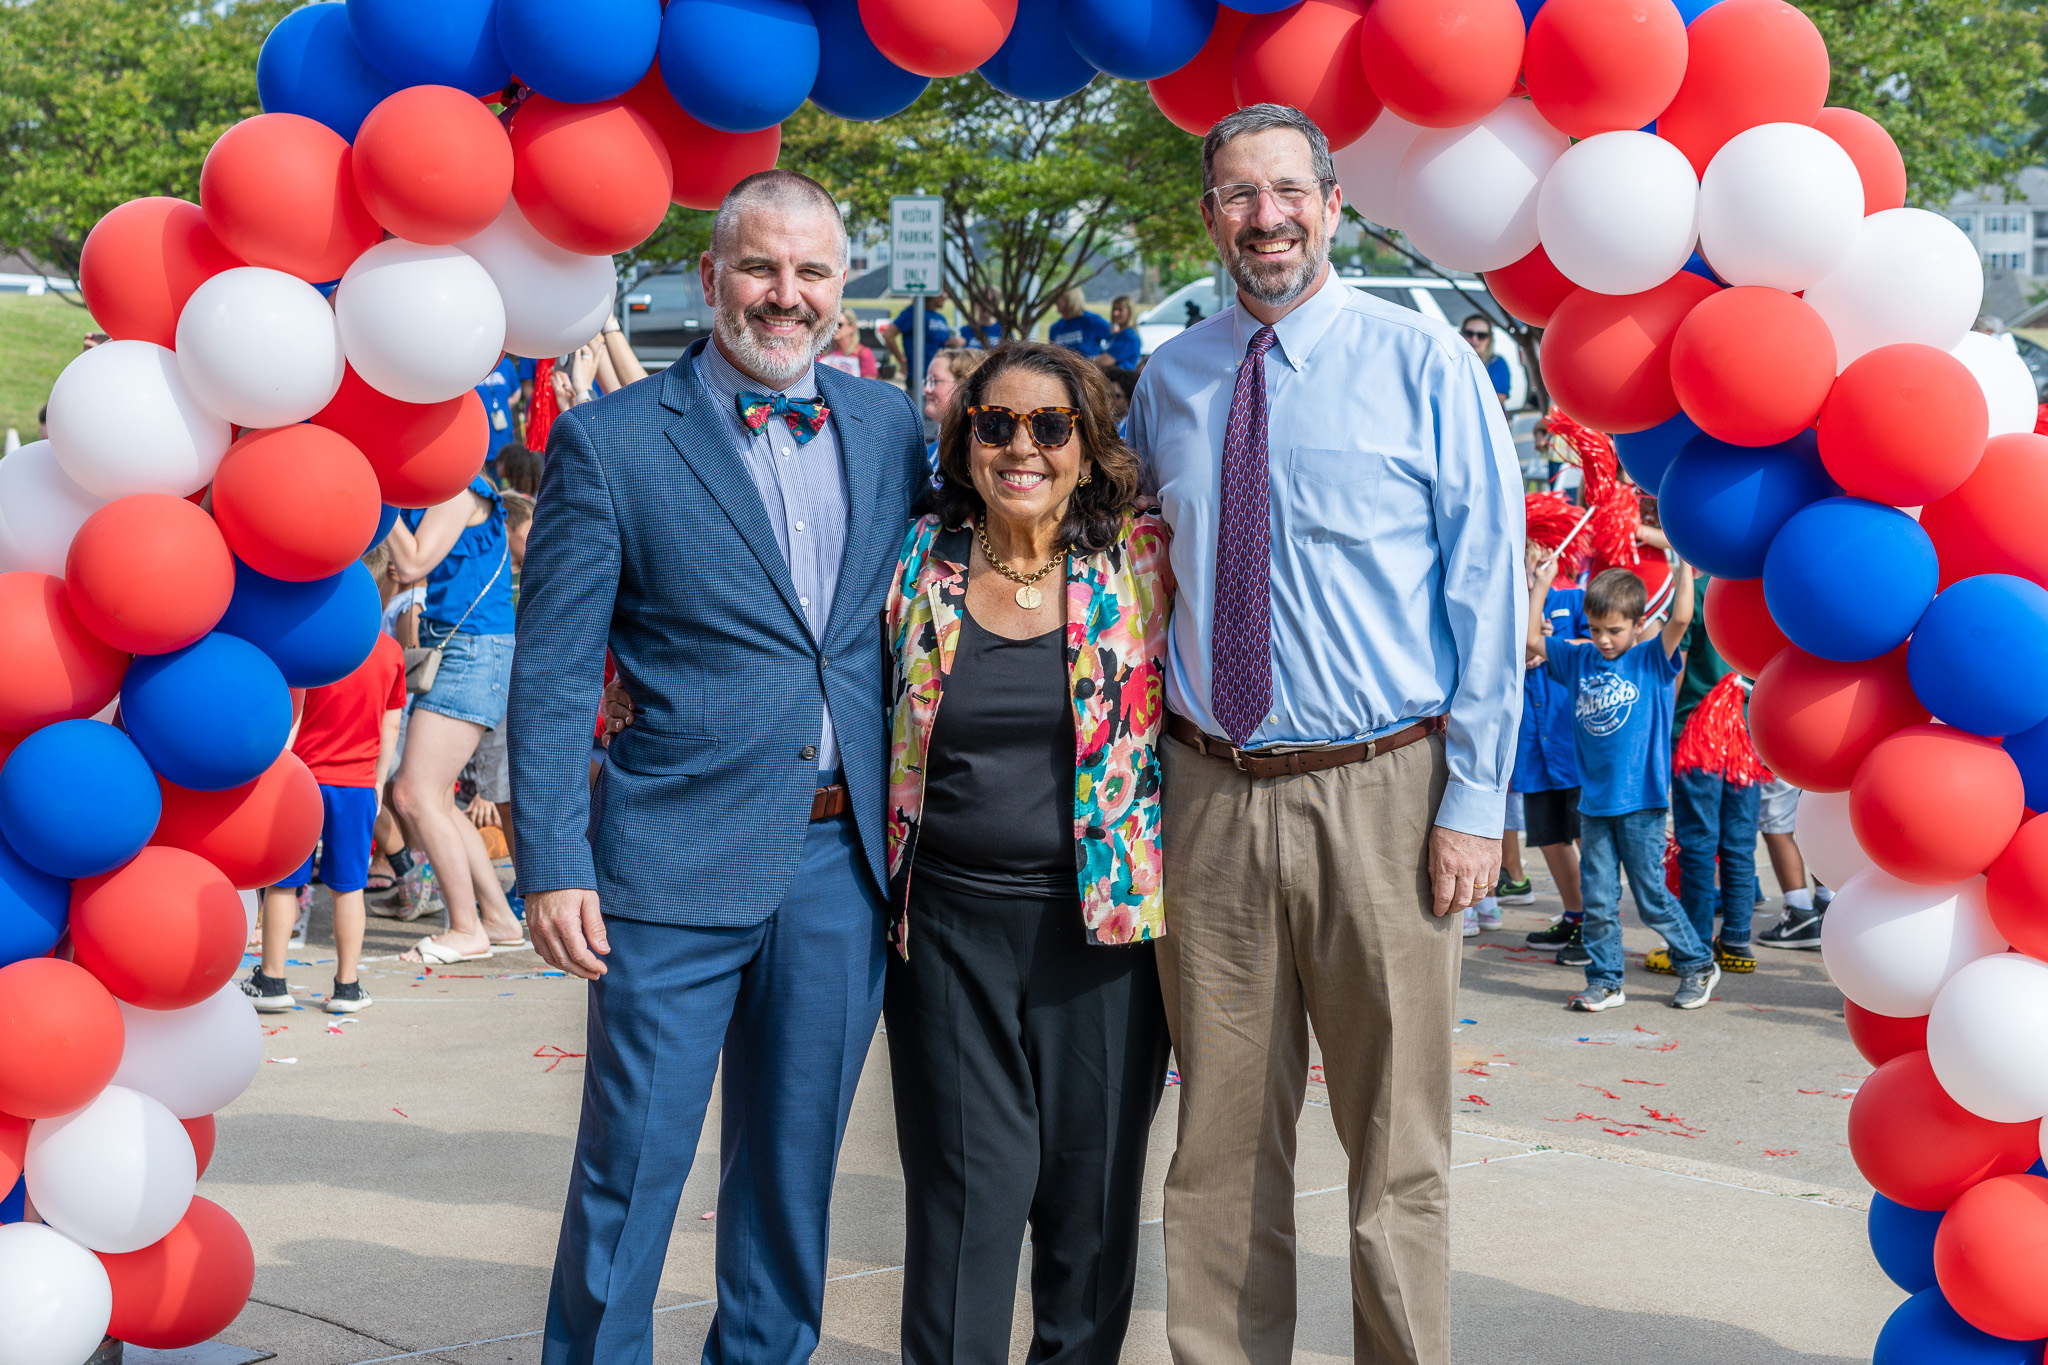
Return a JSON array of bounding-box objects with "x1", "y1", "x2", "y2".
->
[
  {"x1": 1672, "y1": 770, "x2": 1761, "y2": 950},
  {"x1": 1580, "y1": 809, "x2": 1709, "y2": 990}
]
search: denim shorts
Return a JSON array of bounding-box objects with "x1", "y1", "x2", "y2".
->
[{"x1": 415, "y1": 622, "x2": 515, "y2": 730}]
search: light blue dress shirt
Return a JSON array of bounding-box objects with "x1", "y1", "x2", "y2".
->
[
  {"x1": 1127, "y1": 271, "x2": 1526, "y2": 837},
  {"x1": 695, "y1": 340, "x2": 848, "y2": 774}
]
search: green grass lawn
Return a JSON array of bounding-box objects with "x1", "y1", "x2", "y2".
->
[{"x1": 0, "y1": 292, "x2": 101, "y2": 447}]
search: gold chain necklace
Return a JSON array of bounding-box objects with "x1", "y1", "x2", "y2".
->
[{"x1": 975, "y1": 516, "x2": 1066, "y2": 610}]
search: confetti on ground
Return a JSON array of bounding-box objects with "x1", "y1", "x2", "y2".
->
[
  {"x1": 1575, "y1": 1037, "x2": 1615, "y2": 1045},
  {"x1": 1164, "y1": 1069, "x2": 1180, "y2": 1086},
  {"x1": 700, "y1": 1211, "x2": 715, "y2": 1220},
  {"x1": 1638, "y1": 1040, "x2": 1680, "y2": 1052},
  {"x1": 268, "y1": 1057, "x2": 297, "y2": 1064},
  {"x1": 1580, "y1": 1084, "x2": 1621, "y2": 1099},
  {"x1": 1798, "y1": 1088, "x2": 1826, "y2": 1095},
  {"x1": 1459, "y1": 1018, "x2": 1478, "y2": 1025},
  {"x1": 1633, "y1": 1025, "x2": 1660, "y2": 1036},
  {"x1": 1764, "y1": 1149, "x2": 1798, "y2": 1157},
  {"x1": 1620, "y1": 1078, "x2": 1665, "y2": 1086},
  {"x1": 1744, "y1": 1004, "x2": 1780, "y2": 1012},
  {"x1": 1603, "y1": 1127, "x2": 1639, "y2": 1138},
  {"x1": 392, "y1": 1107, "x2": 408, "y2": 1118},
  {"x1": 535, "y1": 1045, "x2": 586, "y2": 1073},
  {"x1": 1309, "y1": 1064, "x2": 1326, "y2": 1084},
  {"x1": 263, "y1": 1025, "x2": 289, "y2": 1036},
  {"x1": 1461, "y1": 1066, "x2": 1491, "y2": 1077},
  {"x1": 1461, "y1": 1094, "x2": 1489, "y2": 1105}
]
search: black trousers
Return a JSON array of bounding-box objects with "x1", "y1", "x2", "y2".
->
[{"x1": 885, "y1": 880, "x2": 1173, "y2": 1365}]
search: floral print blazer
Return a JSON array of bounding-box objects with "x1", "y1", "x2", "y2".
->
[{"x1": 884, "y1": 507, "x2": 1175, "y2": 952}]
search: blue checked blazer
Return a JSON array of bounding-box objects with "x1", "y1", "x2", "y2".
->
[{"x1": 507, "y1": 340, "x2": 929, "y2": 924}]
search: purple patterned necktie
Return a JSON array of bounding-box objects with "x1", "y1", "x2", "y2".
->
[{"x1": 1213, "y1": 325, "x2": 1277, "y2": 748}]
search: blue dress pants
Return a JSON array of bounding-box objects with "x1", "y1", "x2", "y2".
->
[
  {"x1": 1671, "y1": 769, "x2": 1761, "y2": 951},
  {"x1": 543, "y1": 813, "x2": 887, "y2": 1365}
]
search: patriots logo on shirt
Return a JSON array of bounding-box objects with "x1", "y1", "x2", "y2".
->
[{"x1": 1576, "y1": 673, "x2": 1640, "y2": 739}]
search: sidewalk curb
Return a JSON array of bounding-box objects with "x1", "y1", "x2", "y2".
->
[{"x1": 1452, "y1": 1120, "x2": 1872, "y2": 1211}]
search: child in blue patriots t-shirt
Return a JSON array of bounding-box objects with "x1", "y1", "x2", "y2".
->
[{"x1": 1527, "y1": 556, "x2": 1718, "y2": 1014}]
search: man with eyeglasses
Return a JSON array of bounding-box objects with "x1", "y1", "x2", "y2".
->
[{"x1": 1127, "y1": 104, "x2": 1525, "y2": 1365}]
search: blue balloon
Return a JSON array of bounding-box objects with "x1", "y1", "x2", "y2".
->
[
  {"x1": 217, "y1": 559, "x2": 383, "y2": 689},
  {"x1": 658, "y1": 0, "x2": 817, "y2": 134},
  {"x1": 1908, "y1": 574, "x2": 2048, "y2": 737},
  {"x1": 1060, "y1": 0, "x2": 1218, "y2": 81},
  {"x1": 1516, "y1": 0, "x2": 1546, "y2": 23},
  {"x1": 1763, "y1": 499, "x2": 1937, "y2": 662},
  {"x1": 1614, "y1": 411, "x2": 1699, "y2": 492},
  {"x1": 1869, "y1": 1194, "x2": 1944, "y2": 1294},
  {"x1": 982, "y1": 0, "x2": 1099, "y2": 101},
  {"x1": 496, "y1": 0, "x2": 658, "y2": 104},
  {"x1": 1227, "y1": 0, "x2": 1303, "y2": 10},
  {"x1": 0, "y1": 824, "x2": 68, "y2": 968},
  {"x1": 345, "y1": 0, "x2": 512, "y2": 97},
  {"x1": 1680, "y1": 250, "x2": 1724, "y2": 285},
  {"x1": 1674, "y1": 0, "x2": 1726, "y2": 21},
  {"x1": 368, "y1": 503, "x2": 400, "y2": 554},
  {"x1": 0, "y1": 721, "x2": 161, "y2": 879},
  {"x1": 122, "y1": 634, "x2": 294, "y2": 793},
  {"x1": 1, "y1": 1176, "x2": 21, "y2": 1224},
  {"x1": 1875, "y1": 1288, "x2": 2047, "y2": 1365},
  {"x1": 1657, "y1": 430, "x2": 1839, "y2": 581},
  {"x1": 807, "y1": 0, "x2": 928, "y2": 120},
  {"x1": 257, "y1": 3, "x2": 399, "y2": 141}
]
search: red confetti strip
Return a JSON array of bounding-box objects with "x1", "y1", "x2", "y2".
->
[
  {"x1": 263, "y1": 1025, "x2": 288, "y2": 1036},
  {"x1": 1744, "y1": 1004, "x2": 1780, "y2": 1012},
  {"x1": 1639, "y1": 1040, "x2": 1680, "y2": 1052},
  {"x1": 535, "y1": 1045, "x2": 587, "y2": 1073},
  {"x1": 1620, "y1": 1078, "x2": 1665, "y2": 1086},
  {"x1": 391, "y1": 1107, "x2": 408, "y2": 1118},
  {"x1": 1579, "y1": 1084, "x2": 1621, "y2": 1099},
  {"x1": 1461, "y1": 1094, "x2": 1490, "y2": 1105},
  {"x1": 1602, "y1": 1127, "x2": 1639, "y2": 1138},
  {"x1": 1461, "y1": 1066, "x2": 1492, "y2": 1077},
  {"x1": 1798, "y1": 1088, "x2": 1826, "y2": 1095},
  {"x1": 1764, "y1": 1149, "x2": 1798, "y2": 1157},
  {"x1": 1633, "y1": 1025, "x2": 1660, "y2": 1036}
]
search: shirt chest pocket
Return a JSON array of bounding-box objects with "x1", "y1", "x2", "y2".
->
[{"x1": 1286, "y1": 446, "x2": 1381, "y2": 547}]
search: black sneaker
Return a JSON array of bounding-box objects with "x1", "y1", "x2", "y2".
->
[
  {"x1": 242, "y1": 969, "x2": 295, "y2": 1014},
  {"x1": 1568, "y1": 983, "x2": 1627, "y2": 1012},
  {"x1": 1497, "y1": 875, "x2": 1536, "y2": 906},
  {"x1": 1527, "y1": 917, "x2": 1581, "y2": 948},
  {"x1": 1672, "y1": 962, "x2": 1721, "y2": 1009},
  {"x1": 1556, "y1": 924, "x2": 1591, "y2": 967},
  {"x1": 1715, "y1": 938, "x2": 1757, "y2": 973},
  {"x1": 1758, "y1": 907, "x2": 1824, "y2": 950},
  {"x1": 325, "y1": 980, "x2": 373, "y2": 1014}
]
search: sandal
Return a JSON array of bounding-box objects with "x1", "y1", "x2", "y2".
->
[
  {"x1": 364, "y1": 874, "x2": 397, "y2": 894},
  {"x1": 400, "y1": 934, "x2": 492, "y2": 965}
]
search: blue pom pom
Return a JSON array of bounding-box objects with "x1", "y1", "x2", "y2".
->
[
  {"x1": 257, "y1": 3, "x2": 399, "y2": 141},
  {"x1": 496, "y1": 0, "x2": 660, "y2": 104},
  {"x1": 1059, "y1": 0, "x2": 1219, "y2": 82},
  {"x1": 345, "y1": 0, "x2": 512, "y2": 97},
  {"x1": 0, "y1": 721, "x2": 161, "y2": 879},
  {"x1": 982, "y1": 0, "x2": 1099, "y2": 100},
  {"x1": 0, "y1": 823, "x2": 69, "y2": 969},
  {"x1": 122, "y1": 634, "x2": 294, "y2": 793},
  {"x1": 1763, "y1": 498, "x2": 1937, "y2": 662},
  {"x1": 217, "y1": 560, "x2": 383, "y2": 690},
  {"x1": 1874, "y1": 1287, "x2": 2047, "y2": 1365},
  {"x1": 1657, "y1": 429, "x2": 1838, "y2": 581},
  {"x1": 807, "y1": 0, "x2": 929, "y2": 120},
  {"x1": 658, "y1": 0, "x2": 818, "y2": 134},
  {"x1": 1868, "y1": 1194, "x2": 1944, "y2": 1294},
  {"x1": 1614, "y1": 411, "x2": 1700, "y2": 492},
  {"x1": 1909, "y1": 574, "x2": 2048, "y2": 737}
]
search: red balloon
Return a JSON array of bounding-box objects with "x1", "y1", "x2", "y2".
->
[
  {"x1": 70, "y1": 847, "x2": 247, "y2": 1011},
  {"x1": 199, "y1": 113, "x2": 381, "y2": 282},
  {"x1": 181, "y1": 1115, "x2": 215, "y2": 1179},
  {"x1": 1149, "y1": 7, "x2": 1253, "y2": 136},
  {"x1": 1358, "y1": 0, "x2": 1524, "y2": 129},
  {"x1": 1670, "y1": 287, "x2": 1837, "y2": 447},
  {"x1": 0, "y1": 572, "x2": 128, "y2": 733},
  {"x1": 1656, "y1": 0, "x2": 1830, "y2": 177},
  {"x1": 510, "y1": 96, "x2": 673, "y2": 257},
  {"x1": 1816, "y1": 344, "x2": 1989, "y2": 508},
  {"x1": 1813, "y1": 107, "x2": 1907, "y2": 216},
  {"x1": 1844, "y1": 1000, "x2": 1928, "y2": 1067},
  {"x1": 1986, "y1": 814, "x2": 2048, "y2": 962},
  {"x1": 1539, "y1": 273, "x2": 1720, "y2": 434},
  {"x1": 1934, "y1": 1174, "x2": 2048, "y2": 1340},
  {"x1": 99, "y1": 1196, "x2": 255, "y2": 1350},
  {"x1": 1483, "y1": 245, "x2": 1576, "y2": 328},
  {"x1": 856, "y1": 0, "x2": 1018, "y2": 77},
  {"x1": 150, "y1": 753, "x2": 323, "y2": 890},
  {"x1": 311, "y1": 367, "x2": 489, "y2": 509},
  {"x1": 351, "y1": 85, "x2": 515, "y2": 245},
  {"x1": 78, "y1": 198, "x2": 243, "y2": 350},
  {"x1": 0, "y1": 1111, "x2": 25, "y2": 1191},
  {"x1": 212, "y1": 427, "x2": 381, "y2": 583},
  {"x1": 1523, "y1": 0, "x2": 1688, "y2": 139},
  {"x1": 1234, "y1": 0, "x2": 1383, "y2": 151},
  {"x1": 1850, "y1": 1051, "x2": 2040, "y2": 1210},
  {"x1": 1919, "y1": 434, "x2": 2048, "y2": 591},
  {"x1": 1702, "y1": 575, "x2": 1790, "y2": 678},
  {"x1": 622, "y1": 70, "x2": 784, "y2": 213},
  {"x1": 1748, "y1": 646, "x2": 1927, "y2": 792},
  {"x1": 0, "y1": 958, "x2": 125, "y2": 1119},
  {"x1": 1850, "y1": 725, "x2": 2025, "y2": 885},
  {"x1": 63, "y1": 495, "x2": 236, "y2": 656}
]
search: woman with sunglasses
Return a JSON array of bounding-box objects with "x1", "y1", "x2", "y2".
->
[{"x1": 883, "y1": 340, "x2": 1173, "y2": 1362}]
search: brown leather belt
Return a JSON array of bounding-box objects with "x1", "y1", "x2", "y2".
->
[
  {"x1": 1165, "y1": 713, "x2": 1446, "y2": 779},
  {"x1": 810, "y1": 782, "x2": 851, "y2": 821}
]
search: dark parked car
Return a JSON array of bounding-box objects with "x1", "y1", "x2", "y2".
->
[{"x1": 620, "y1": 268, "x2": 711, "y2": 368}]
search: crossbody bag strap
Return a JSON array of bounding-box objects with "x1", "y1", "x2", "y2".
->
[{"x1": 433, "y1": 546, "x2": 509, "y2": 649}]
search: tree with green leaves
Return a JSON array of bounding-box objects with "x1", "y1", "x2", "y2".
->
[{"x1": 0, "y1": 0, "x2": 292, "y2": 288}]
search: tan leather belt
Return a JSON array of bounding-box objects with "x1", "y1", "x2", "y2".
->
[
  {"x1": 810, "y1": 783, "x2": 851, "y2": 821},
  {"x1": 1165, "y1": 713, "x2": 1447, "y2": 779}
]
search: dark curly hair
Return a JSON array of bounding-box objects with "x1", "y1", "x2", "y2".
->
[{"x1": 930, "y1": 340, "x2": 1142, "y2": 555}]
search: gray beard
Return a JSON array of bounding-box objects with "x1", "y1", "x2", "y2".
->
[
  {"x1": 710, "y1": 280, "x2": 838, "y2": 389},
  {"x1": 1228, "y1": 235, "x2": 1327, "y2": 309}
]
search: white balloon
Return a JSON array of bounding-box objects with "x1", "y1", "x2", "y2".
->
[
  {"x1": 1697, "y1": 123, "x2": 1864, "y2": 293},
  {"x1": 1820, "y1": 869, "x2": 2006, "y2": 1017},
  {"x1": 110, "y1": 982, "x2": 263, "y2": 1120},
  {"x1": 1793, "y1": 788, "x2": 1872, "y2": 891},
  {"x1": 1537, "y1": 130, "x2": 1700, "y2": 296},
  {"x1": 0, "y1": 1223, "x2": 113, "y2": 1365},
  {"x1": 0, "y1": 440, "x2": 105, "y2": 576},
  {"x1": 45, "y1": 340, "x2": 232, "y2": 500},
  {"x1": 1927, "y1": 952, "x2": 2048, "y2": 1123},
  {"x1": 1396, "y1": 100, "x2": 1570, "y2": 274},
  {"x1": 336, "y1": 239, "x2": 508, "y2": 404},
  {"x1": 457, "y1": 200, "x2": 617, "y2": 360},
  {"x1": 238, "y1": 887, "x2": 260, "y2": 935},
  {"x1": 1951, "y1": 331, "x2": 2040, "y2": 437},
  {"x1": 25, "y1": 1085, "x2": 196, "y2": 1254},
  {"x1": 174, "y1": 266, "x2": 345, "y2": 428},
  {"x1": 1804, "y1": 208, "x2": 1985, "y2": 370},
  {"x1": 1334, "y1": 112, "x2": 1426, "y2": 230}
]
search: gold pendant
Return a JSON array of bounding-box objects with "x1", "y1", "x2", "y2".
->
[{"x1": 1015, "y1": 584, "x2": 1043, "y2": 610}]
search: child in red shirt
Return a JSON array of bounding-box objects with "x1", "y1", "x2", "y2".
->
[{"x1": 243, "y1": 627, "x2": 407, "y2": 1014}]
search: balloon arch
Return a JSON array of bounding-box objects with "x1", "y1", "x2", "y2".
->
[{"x1": 3, "y1": 0, "x2": 2048, "y2": 1358}]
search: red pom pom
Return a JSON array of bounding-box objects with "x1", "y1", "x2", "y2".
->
[{"x1": 1672, "y1": 673, "x2": 1771, "y2": 786}]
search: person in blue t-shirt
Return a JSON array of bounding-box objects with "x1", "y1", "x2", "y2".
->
[
  {"x1": 1105, "y1": 295, "x2": 1142, "y2": 370},
  {"x1": 475, "y1": 354, "x2": 524, "y2": 442},
  {"x1": 1528, "y1": 555, "x2": 1717, "y2": 1014},
  {"x1": 1462, "y1": 314, "x2": 1512, "y2": 410},
  {"x1": 884, "y1": 303, "x2": 952, "y2": 377},
  {"x1": 1047, "y1": 287, "x2": 1112, "y2": 357},
  {"x1": 1515, "y1": 547, "x2": 1589, "y2": 957},
  {"x1": 959, "y1": 306, "x2": 1004, "y2": 349}
]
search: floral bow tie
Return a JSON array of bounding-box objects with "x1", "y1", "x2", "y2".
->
[{"x1": 736, "y1": 391, "x2": 830, "y2": 445}]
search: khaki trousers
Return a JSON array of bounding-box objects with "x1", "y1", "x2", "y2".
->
[{"x1": 1158, "y1": 731, "x2": 1458, "y2": 1365}]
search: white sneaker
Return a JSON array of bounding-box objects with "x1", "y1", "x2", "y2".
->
[
  {"x1": 1462, "y1": 908, "x2": 1480, "y2": 938},
  {"x1": 1476, "y1": 898, "x2": 1502, "y2": 931}
]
